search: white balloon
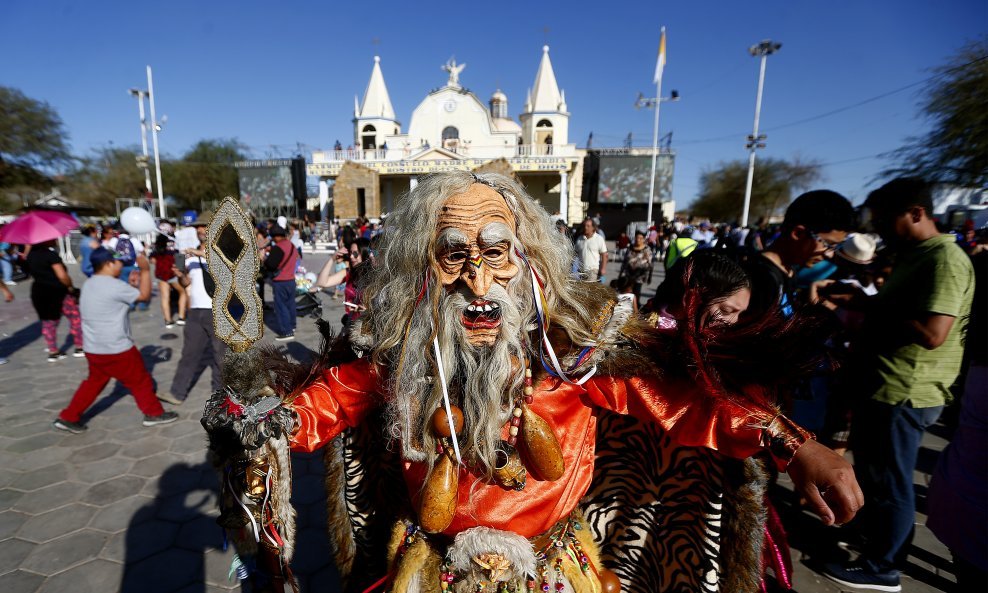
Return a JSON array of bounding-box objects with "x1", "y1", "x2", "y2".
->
[{"x1": 120, "y1": 207, "x2": 157, "y2": 235}]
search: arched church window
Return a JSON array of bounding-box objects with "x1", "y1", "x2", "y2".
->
[
  {"x1": 536, "y1": 119, "x2": 553, "y2": 128},
  {"x1": 442, "y1": 126, "x2": 460, "y2": 151},
  {"x1": 361, "y1": 124, "x2": 377, "y2": 150}
]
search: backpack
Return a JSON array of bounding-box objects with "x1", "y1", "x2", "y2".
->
[{"x1": 115, "y1": 236, "x2": 137, "y2": 266}]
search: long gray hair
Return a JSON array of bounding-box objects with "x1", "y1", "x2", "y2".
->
[{"x1": 361, "y1": 171, "x2": 599, "y2": 475}]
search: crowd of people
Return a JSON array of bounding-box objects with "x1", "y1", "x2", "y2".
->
[
  {"x1": 560, "y1": 179, "x2": 985, "y2": 592},
  {"x1": 0, "y1": 173, "x2": 983, "y2": 592},
  {"x1": 0, "y1": 212, "x2": 330, "y2": 423}
]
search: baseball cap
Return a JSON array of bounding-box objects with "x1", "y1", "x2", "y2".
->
[{"x1": 89, "y1": 247, "x2": 124, "y2": 266}]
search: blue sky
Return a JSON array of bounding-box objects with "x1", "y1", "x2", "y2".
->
[{"x1": 1, "y1": 0, "x2": 985, "y2": 207}]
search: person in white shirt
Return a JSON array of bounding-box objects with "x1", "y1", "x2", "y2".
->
[
  {"x1": 159, "y1": 215, "x2": 225, "y2": 405},
  {"x1": 575, "y1": 218, "x2": 608, "y2": 282}
]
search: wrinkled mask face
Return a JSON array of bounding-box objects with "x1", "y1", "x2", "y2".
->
[{"x1": 435, "y1": 184, "x2": 520, "y2": 346}]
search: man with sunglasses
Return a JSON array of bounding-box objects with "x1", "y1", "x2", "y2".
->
[
  {"x1": 818, "y1": 177, "x2": 974, "y2": 591},
  {"x1": 744, "y1": 189, "x2": 856, "y2": 319}
]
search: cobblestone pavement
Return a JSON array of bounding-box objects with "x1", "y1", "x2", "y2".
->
[{"x1": 0, "y1": 252, "x2": 957, "y2": 592}]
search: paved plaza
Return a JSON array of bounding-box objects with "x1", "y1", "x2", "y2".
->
[{"x1": 0, "y1": 252, "x2": 959, "y2": 592}]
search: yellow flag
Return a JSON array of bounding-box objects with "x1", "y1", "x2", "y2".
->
[{"x1": 653, "y1": 27, "x2": 667, "y2": 84}]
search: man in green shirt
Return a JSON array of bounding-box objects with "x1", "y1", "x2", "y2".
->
[{"x1": 819, "y1": 177, "x2": 975, "y2": 591}]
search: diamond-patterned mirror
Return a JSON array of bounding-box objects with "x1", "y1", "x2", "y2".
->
[
  {"x1": 227, "y1": 292, "x2": 246, "y2": 324},
  {"x1": 217, "y1": 223, "x2": 245, "y2": 264}
]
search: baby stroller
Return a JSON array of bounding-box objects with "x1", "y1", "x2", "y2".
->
[
  {"x1": 294, "y1": 268, "x2": 323, "y2": 319},
  {"x1": 295, "y1": 291, "x2": 323, "y2": 319}
]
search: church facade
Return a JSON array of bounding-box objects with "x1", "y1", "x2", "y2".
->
[{"x1": 308, "y1": 47, "x2": 587, "y2": 223}]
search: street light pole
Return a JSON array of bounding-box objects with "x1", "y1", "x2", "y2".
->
[
  {"x1": 128, "y1": 89, "x2": 153, "y2": 196},
  {"x1": 146, "y1": 65, "x2": 166, "y2": 219},
  {"x1": 741, "y1": 39, "x2": 781, "y2": 228},
  {"x1": 636, "y1": 89, "x2": 679, "y2": 232},
  {"x1": 645, "y1": 72, "x2": 662, "y2": 232}
]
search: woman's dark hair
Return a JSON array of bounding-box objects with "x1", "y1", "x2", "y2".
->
[
  {"x1": 652, "y1": 250, "x2": 750, "y2": 314},
  {"x1": 346, "y1": 237, "x2": 372, "y2": 266},
  {"x1": 154, "y1": 233, "x2": 170, "y2": 254},
  {"x1": 647, "y1": 250, "x2": 837, "y2": 406}
]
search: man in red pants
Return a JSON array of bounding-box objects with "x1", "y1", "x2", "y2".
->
[{"x1": 52, "y1": 247, "x2": 179, "y2": 433}]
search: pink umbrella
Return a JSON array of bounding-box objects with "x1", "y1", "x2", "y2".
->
[{"x1": 0, "y1": 210, "x2": 79, "y2": 244}]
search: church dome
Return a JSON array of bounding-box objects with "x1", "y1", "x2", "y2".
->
[{"x1": 489, "y1": 88, "x2": 511, "y2": 122}]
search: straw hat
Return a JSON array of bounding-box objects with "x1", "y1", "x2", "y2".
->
[{"x1": 835, "y1": 233, "x2": 878, "y2": 265}]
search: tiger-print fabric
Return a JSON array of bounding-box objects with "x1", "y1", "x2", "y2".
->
[
  {"x1": 582, "y1": 410, "x2": 726, "y2": 593},
  {"x1": 324, "y1": 412, "x2": 407, "y2": 593},
  {"x1": 323, "y1": 410, "x2": 766, "y2": 593}
]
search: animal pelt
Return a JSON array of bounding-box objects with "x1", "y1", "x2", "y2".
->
[
  {"x1": 550, "y1": 283, "x2": 659, "y2": 381},
  {"x1": 563, "y1": 514, "x2": 605, "y2": 593},
  {"x1": 386, "y1": 521, "x2": 443, "y2": 593},
  {"x1": 718, "y1": 456, "x2": 770, "y2": 593},
  {"x1": 324, "y1": 412, "x2": 408, "y2": 593},
  {"x1": 269, "y1": 435, "x2": 297, "y2": 562},
  {"x1": 261, "y1": 320, "x2": 408, "y2": 591}
]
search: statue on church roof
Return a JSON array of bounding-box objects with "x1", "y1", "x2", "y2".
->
[{"x1": 442, "y1": 57, "x2": 466, "y2": 88}]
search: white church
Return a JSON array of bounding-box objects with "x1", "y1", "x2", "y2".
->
[{"x1": 309, "y1": 46, "x2": 587, "y2": 222}]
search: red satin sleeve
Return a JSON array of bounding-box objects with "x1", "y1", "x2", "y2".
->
[
  {"x1": 288, "y1": 358, "x2": 382, "y2": 453},
  {"x1": 583, "y1": 374, "x2": 809, "y2": 470}
]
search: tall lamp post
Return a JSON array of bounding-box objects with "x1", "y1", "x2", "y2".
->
[
  {"x1": 146, "y1": 66, "x2": 166, "y2": 219},
  {"x1": 127, "y1": 88, "x2": 153, "y2": 197},
  {"x1": 740, "y1": 39, "x2": 781, "y2": 228}
]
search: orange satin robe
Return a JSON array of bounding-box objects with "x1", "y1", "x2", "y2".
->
[{"x1": 290, "y1": 358, "x2": 799, "y2": 538}]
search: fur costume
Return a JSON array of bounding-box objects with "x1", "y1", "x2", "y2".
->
[
  {"x1": 262, "y1": 300, "x2": 788, "y2": 593},
  {"x1": 202, "y1": 173, "x2": 827, "y2": 593}
]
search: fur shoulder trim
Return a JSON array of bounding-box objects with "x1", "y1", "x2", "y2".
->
[{"x1": 557, "y1": 285, "x2": 659, "y2": 379}]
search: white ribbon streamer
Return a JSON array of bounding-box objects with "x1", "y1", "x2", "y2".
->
[
  {"x1": 527, "y1": 262, "x2": 597, "y2": 386},
  {"x1": 432, "y1": 336, "x2": 463, "y2": 465}
]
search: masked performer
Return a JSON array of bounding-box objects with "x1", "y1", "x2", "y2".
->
[{"x1": 203, "y1": 172, "x2": 861, "y2": 593}]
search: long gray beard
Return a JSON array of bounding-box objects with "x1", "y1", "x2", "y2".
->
[{"x1": 386, "y1": 283, "x2": 526, "y2": 475}]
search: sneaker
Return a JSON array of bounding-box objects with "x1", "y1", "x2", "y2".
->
[
  {"x1": 73, "y1": 348, "x2": 85, "y2": 358},
  {"x1": 4, "y1": 280, "x2": 16, "y2": 286},
  {"x1": 822, "y1": 559, "x2": 901, "y2": 592},
  {"x1": 175, "y1": 318, "x2": 186, "y2": 326},
  {"x1": 47, "y1": 351, "x2": 66, "y2": 362},
  {"x1": 0, "y1": 357, "x2": 8, "y2": 365},
  {"x1": 53, "y1": 418, "x2": 88, "y2": 434},
  {"x1": 142, "y1": 411, "x2": 179, "y2": 427},
  {"x1": 157, "y1": 393, "x2": 185, "y2": 406},
  {"x1": 275, "y1": 332, "x2": 295, "y2": 341},
  {"x1": 164, "y1": 321, "x2": 175, "y2": 329}
]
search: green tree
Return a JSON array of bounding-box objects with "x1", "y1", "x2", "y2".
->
[
  {"x1": 882, "y1": 37, "x2": 988, "y2": 187},
  {"x1": 165, "y1": 138, "x2": 247, "y2": 209},
  {"x1": 0, "y1": 86, "x2": 72, "y2": 209},
  {"x1": 61, "y1": 146, "x2": 147, "y2": 214},
  {"x1": 690, "y1": 157, "x2": 822, "y2": 222}
]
